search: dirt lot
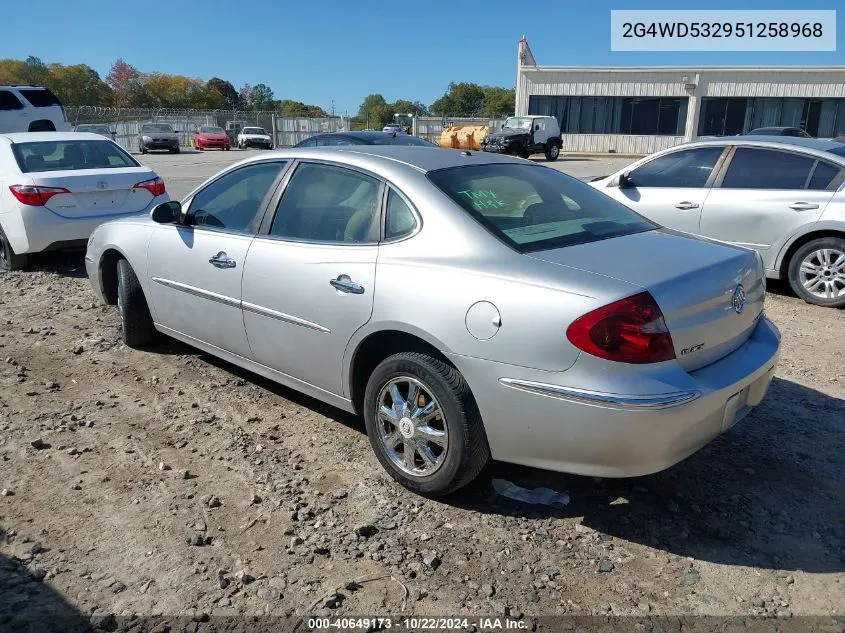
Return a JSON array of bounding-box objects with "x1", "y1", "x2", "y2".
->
[{"x1": 0, "y1": 151, "x2": 843, "y2": 632}]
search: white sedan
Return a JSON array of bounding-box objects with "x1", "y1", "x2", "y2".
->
[{"x1": 0, "y1": 132, "x2": 168, "y2": 270}]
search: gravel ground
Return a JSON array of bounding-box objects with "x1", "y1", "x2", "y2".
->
[{"x1": 0, "y1": 150, "x2": 842, "y2": 632}]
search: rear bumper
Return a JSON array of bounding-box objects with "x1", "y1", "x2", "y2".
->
[
  {"x1": 0, "y1": 198, "x2": 165, "y2": 254},
  {"x1": 448, "y1": 315, "x2": 781, "y2": 478}
]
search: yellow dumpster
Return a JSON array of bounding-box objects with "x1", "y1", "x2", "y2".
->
[{"x1": 439, "y1": 125, "x2": 489, "y2": 151}]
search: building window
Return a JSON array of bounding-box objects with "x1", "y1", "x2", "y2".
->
[
  {"x1": 699, "y1": 97, "x2": 845, "y2": 138},
  {"x1": 528, "y1": 96, "x2": 688, "y2": 136}
]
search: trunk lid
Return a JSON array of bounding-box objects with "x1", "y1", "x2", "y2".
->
[
  {"x1": 31, "y1": 168, "x2": 158, "y2": 218},
  {"x1": 528, "y1": 230, "x2": 765, "y2": 371}
]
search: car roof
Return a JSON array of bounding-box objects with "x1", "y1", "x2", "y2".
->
[
  {"x1": 0, "y1": 132, "x2": 117, "y2": 144},
  {"x1": 317, "y1": 131, "x2": 408, "y2": 141},
  {"x1": 678, "y1": 136, "x2": 845, "y2": 161},
  {"x1": 233, "y1": 145, "x2": 526, "y2": 174},
  {"x1": 749, "y1": 127, "x2": 798, "y2": 132}
]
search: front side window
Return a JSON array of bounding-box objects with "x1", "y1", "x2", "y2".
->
[
  {"x1": 270, "y1": 163, "x2": 381, "y2": 243},
  {"x1": 297, "y1": 137, "x2": 317, "y2": 147},
  {"x1": 428, "y1": 163, "x2": 655, "y2": 253},
  {"x1": 721, "y1": 148, "x2": 815, "y2": 190},
  {"x1": 12, "y1": 140, "x2": 139, "y2": 173},
  {"x1": 187, "y1": 161, "x2": 286, "y2": 233},
  {"x1": 0, "y1": 90, "x2": 24, "y2": 111},
  {"x1": 385, "y1": 188, "x2": 418, "y2": 240},
  {"x1": 628, "y1": 146, "x2": 725, "y2": 188}
]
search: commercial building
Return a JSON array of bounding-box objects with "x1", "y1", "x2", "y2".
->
[{"x1": 515, "y1": 37, "x2": 845, "y2": 154}]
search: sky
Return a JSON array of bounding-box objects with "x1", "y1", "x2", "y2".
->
[{"x1": 4, "y1": 0, "x2": 843, "y2": 114}]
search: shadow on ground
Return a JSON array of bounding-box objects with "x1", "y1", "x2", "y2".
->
[
  {"x1": 453, "y1": 376, "x2": 845, "y2": 574},
  {"x1": 0, "y1": 549, "x2": 92, "y2": 632}
]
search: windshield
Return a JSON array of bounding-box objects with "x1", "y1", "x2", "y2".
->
[
  {"x1": 200, "y1": 126, "x2": 224, "y2": 134},
  {"x1": 371, "y1": 135, "x2": 437, "y2": 146},
  {"x1": 503, "y1": 117, "x2": 532, "y2": 131},
  {"x1": 242, "y1": 127, "x2": 266, "y2": 135},
  {"x1": 428, "y1": 163, "x2": 656, "y2": 253},
  {"x1": 77, "y1": 125, "x2": 110, "y2": 134},
  {"x1": 141, "y1": 124, "x2": 173, "y2": 133},
  {"x1": 12, "y1": 140, "x2": 139, "y2": 173}
]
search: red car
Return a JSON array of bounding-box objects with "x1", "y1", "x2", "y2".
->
[{"x1": 193, "y1": 126, "x2": 231, "y2": 151}]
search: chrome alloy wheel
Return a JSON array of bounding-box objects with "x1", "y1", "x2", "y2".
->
[
  {"x1": 376, "y1": 376, "x2": 448, "y2": 477},
  {"x1": 799, "y1": 247, "x2": 845, "y2": 300}
]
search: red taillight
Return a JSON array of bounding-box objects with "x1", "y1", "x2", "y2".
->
[
  {"x1": 133, "y1": 176, "x2": 166, "y2": 197},
  {"x1": 566, "y1": 292, "x2": 676, "y2": 364},
  {"x1": 9, "y1": 184, "x2": 70, "y2": 206}
]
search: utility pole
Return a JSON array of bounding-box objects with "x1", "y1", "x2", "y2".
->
[{"x1": 331, "y1": 100, "x2": 335, "y2": 117}]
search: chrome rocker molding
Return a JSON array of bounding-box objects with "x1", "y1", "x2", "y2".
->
[
  {"x1": 498, "y1": 378, "x2": 700, "y2": 410},
  {"x1": 151, "y1": 278, "x2": 330, "y2": 333}
]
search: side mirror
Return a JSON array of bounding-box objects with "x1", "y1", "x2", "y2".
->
[
  {"x1": 151, "y1": 200, "x2": 181, "y2": 224},
  {"x1": 618, "y1": 171, "x2": 632, "y2": 188}
]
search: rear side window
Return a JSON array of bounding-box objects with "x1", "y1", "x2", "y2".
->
[
  {"x1": 721, "y1": 148, "x2": 815, "y2": 190},
  {"x1": 807, "y1": 161, "x2": 842, "y2": 190},
  {"x1": 371, "y1": 135, "x2": 436, "y2": 146},
  {"x1": 385, "y1": 189, "x2": 418, "y2": 240},
  {"x1": 428, "y1": 163, "x2": 656, "y2": 253},
  {"x1": 0, "y1": 90, "x2": 24, "y2": 111},
  {"x1": 12, "y1": 140, "x2": 139, "y2": 173},
  {"x1": 628, "y1": 147, "x2": 725, "y2": 188},
  {"x1": 19, "y1": 88, "x2": 61, "y2": 107},
  {"x1": 270, "y1": 163, "x2": 381, "y2": 243}
]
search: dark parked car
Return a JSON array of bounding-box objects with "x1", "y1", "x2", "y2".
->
[
  {"x1": 746, "y1": 127, "x2": 812, "y2": 138},
  {"x1": 294, "y1": 131, "x2": 437, "y2": 148},
  {"x1": 138, "y1": 123, "x2": 180, "y2": 154}
]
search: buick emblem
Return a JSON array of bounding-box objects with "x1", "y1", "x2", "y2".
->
[
  {"x1": 96, "y1": 180, "x2": 108, "y2": 190},
  {"x1": 732, "y1": 285, "x2": 746, "y2": 314}
]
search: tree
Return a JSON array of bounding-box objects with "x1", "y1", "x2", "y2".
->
[
  {"x1": 357, "y1": 94, "x2": 394, "y2": 130},
  {"x1": 481, "y1": 86, "x2": 515, "y2": 118},
  {"x1": 106, "y1": 59, "x2": 141, "y2": 108},
  {"x1": 21, "y1": 56, "x2": 49, "y2": 86},
  {"x1": 431, "y1": 82, "x2": 485, "y2": 117},
  {"x1": 239, "y1": 83, "x2": 254, "y2": 109},
  {"x1": 47, "y1": 64, "x2": 112, "y2": 106},
  {"x1": 0, "y1": 59, "x2": 29, "y2": 85},
  {"x1": 277, "y1": 100, "x2": 327, "y2": 117},
  {"x1": 250, "y1": 83, "x2": 274, "y2": 110},
  {"x1": 207, "y1": 77, "x2": 239, "y2": 109},
  {"x1": 392, "y1": 99, "x2": 428, "y2": 117}
]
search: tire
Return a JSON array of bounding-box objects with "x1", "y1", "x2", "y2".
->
[
  {"x1": 787, "y1": 237, "x2": 845, "y2": 308},
  {"x1": 363, "y1": 352, "x2": 490, "y2": 497},
  {"x1": 544, "y1": 142, "x2": 561, "y2": 161},
  {"x1": 0, "y1": 225, "x2": 28, "y2": 271},
  {"x1": 519, "y1": 151, "x2": 531, "y2": 159},
  {"x1": 116, "y1": 259, "x2": 156, "y2": 346}
]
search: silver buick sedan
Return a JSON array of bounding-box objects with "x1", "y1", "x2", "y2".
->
[
  {"x1": 592, "y1": 137, "x2": 845, "y2": 308},
  {"x1": 85, "y1": 147, "x2": 781, "y2": 496}
]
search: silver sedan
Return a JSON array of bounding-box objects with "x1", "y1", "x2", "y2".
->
[
  {"x1": 592, "y1": 137, "x2": 845, "y2": 308},
  {"x1": 85, "y1": 147, "x2": 781, "y2": 496}
]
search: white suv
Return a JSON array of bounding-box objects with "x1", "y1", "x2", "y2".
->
[{"x1": 0, "y1": 86, "x2": 71, "y2": 133}]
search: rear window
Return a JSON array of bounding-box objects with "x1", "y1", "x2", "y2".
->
[
  {"x1": 12, "y1": 140, "x2": 139, "y2": 173},
  {"x1": 141, "y1": 124, "x2": 173, "y2": 133},
  {"x1": 19, "y1": 88, "x2": 62, "y2": 107},
  {"x1": 371, "y1": 135, "x2": 436, "y2": 146},
  {"x1": 428, "y1": 163, "x2": 656, "y2": 253}
]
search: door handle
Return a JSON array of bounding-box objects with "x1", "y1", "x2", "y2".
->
[
  {"x1": 208, "y1": 251, "x2": 236, "y2": 268},
  {"x1": 330, "y1": 275, "x2": 365, "y2": 294},
  {"x1": 674, "y1": 201, "x2": 700, "y2": 210},
  {"x1": 788, "y1": 202, "x2": 819, "y2": 211}
]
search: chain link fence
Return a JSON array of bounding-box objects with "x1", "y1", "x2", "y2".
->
[
  {"x1": 66, "y1": 106, "x2": 350, "y2": 151},
  {"x1": 66, "y1": 107, "x2": 510, "y2": 150}
]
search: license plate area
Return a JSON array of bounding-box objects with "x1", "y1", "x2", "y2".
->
[{"x1": 721, "y1": 365, "x2": 775, "y2": 432}]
